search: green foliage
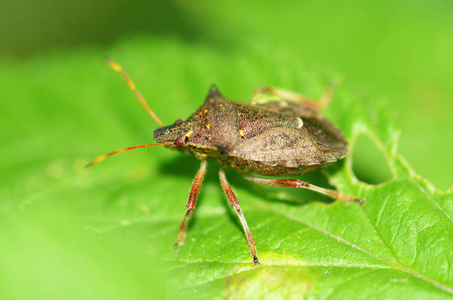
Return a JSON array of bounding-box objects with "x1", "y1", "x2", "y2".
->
[
  {"x1": 1, "y1": 37, "x2": 452, "y2": 299},
  {"x1": 180, "y1": 0, "x2": 453, "y2": 190}
]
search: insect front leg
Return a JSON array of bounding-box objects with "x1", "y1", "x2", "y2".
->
[
  {"x1": 243, "y1": 175, "x2": 364, "y2": 205},
  {"x1": 219, "y1": 167, "x2": 259, "y2": 264},
  {"x1": 174, "y1": 160, "x2": 208, "y2": 250},
  {"x1": 251, "y1": 83, "x2": 336, "y2": 111}
]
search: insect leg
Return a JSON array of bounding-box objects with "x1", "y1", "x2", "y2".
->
[
  {"x1": 251, "y1": 83, "x2": 336, "y2": 111},
  {"x1": 175, "y1": 160, "x2": 208, "y2": 250},
  {"x1": 243, "y1": 176, "x2": 364, "y2": 205},
  {"x1": 219, "y1": 167, "x2": 259, "y2": 264}
]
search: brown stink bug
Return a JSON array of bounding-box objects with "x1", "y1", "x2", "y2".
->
[{"x1": 87, "y1": 58, "x2": 363, "y2": 264}]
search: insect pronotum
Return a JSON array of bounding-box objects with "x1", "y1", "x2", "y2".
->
[{"x1": 87, "y1": 58, "x2": 363, "y2": 264}]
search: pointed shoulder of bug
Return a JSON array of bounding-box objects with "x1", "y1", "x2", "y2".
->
[{"x1": 153, "y1": 85, "x2": 242, "y2": 160}]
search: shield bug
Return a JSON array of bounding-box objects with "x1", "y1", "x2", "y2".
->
[{"x1": 87, "y1": 58, "x2": 363, "y2": 264}]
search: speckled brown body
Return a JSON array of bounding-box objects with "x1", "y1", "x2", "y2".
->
[
  {"x1": 92, "y1": 59, "x2": 360, "y2": 265},
  {"x1": 153, "y1": 86, "x2": 347, "y2": 176}
]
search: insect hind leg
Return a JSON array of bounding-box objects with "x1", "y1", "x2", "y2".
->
[
  {"x1": 251, "y1": 82, "x2": 337, "y2": 111},
  {"x1": 243, "y1": 175, "x2": 364, "y2": 205}
]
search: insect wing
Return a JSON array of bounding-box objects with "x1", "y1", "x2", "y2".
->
[{"x1": 230, "y1": 127, "x2": 329, "y2": 167}]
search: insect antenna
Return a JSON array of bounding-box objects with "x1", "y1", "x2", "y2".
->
[
  {"x1": 105, "y1": 57, "x2": 164, "y2": 127},
  {"x1": 85, "y1": 143, "x2": 165, "y2": 169}
]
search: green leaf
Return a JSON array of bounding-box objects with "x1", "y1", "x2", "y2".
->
[{"x1": 1, "y1": 37, "x2": 452, "y2": 299}]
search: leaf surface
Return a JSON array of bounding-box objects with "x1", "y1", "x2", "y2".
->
[{"x1": 0, "y1": 38, "x2": 452, "y2": 299}]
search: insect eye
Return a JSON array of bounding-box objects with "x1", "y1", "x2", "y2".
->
[
  {"x1": 175, "y1": 135, "x2": 187, "y2": 146},
  {"x1": 175, "y1": 119, "x2": 184, "y2": 124}
]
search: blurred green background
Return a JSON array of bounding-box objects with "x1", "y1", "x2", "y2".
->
[
  {"x1": 2, "y1": 0, "x2": 452, "y2": 189},
  {"x1": 1, "y1": 0, "x2": 452, "y2": 298}
]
